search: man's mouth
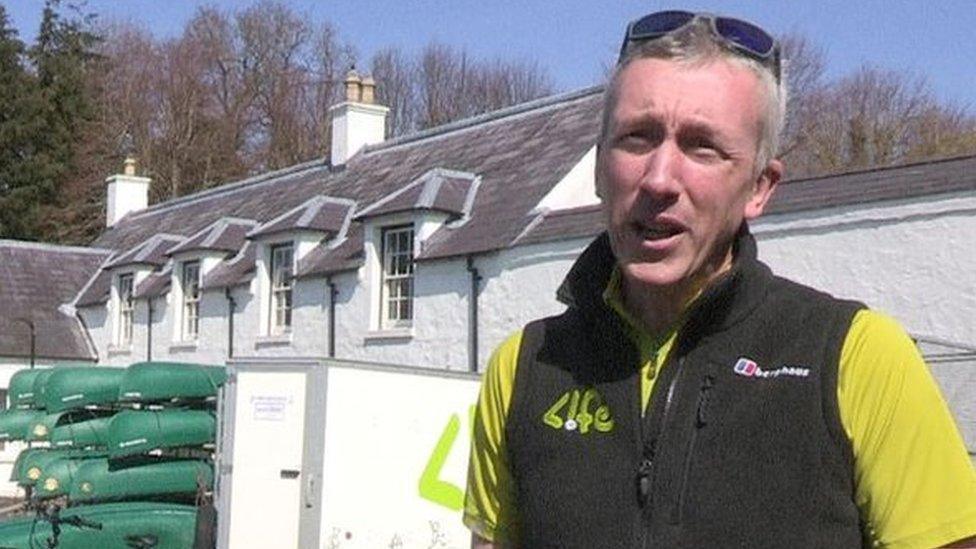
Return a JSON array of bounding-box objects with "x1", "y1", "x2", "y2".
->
[{"x1": 634, "y1": 220, "x2": 684, "y2": 241}]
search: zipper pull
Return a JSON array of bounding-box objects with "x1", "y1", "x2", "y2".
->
[
  {"x1": 636, "y1": 441, "x2": 655, "y2": 507},
  {"x1": 696, "y1": 375, "x2": 714, "y2": 428}
]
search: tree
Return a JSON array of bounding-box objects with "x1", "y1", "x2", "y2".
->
[{"x1": 0, "y1": 3, "x2": 48, "y2": 239}]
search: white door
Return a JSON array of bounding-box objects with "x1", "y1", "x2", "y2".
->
[{"x1": 225, "y1": 370, "x2": 308, "y2": 548}]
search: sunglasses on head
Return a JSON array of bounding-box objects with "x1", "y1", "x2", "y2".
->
[{"x1": 618, "y1": 10, "x2": 781, "y2": 81}]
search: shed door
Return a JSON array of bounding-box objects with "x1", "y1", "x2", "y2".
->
[{"x1": 224, "y1": 370, "x2": 310, "y2": 548}]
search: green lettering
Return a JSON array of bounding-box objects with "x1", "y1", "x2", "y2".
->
[
  {"x1": 594, "y1": 405, "x2": 614, "y2": 432},
  {"x1": 542, "y1": 392, "x2": 569, "y2": 429},
  {"x1": 576, "y1": 388, "x2": 597, "y2": 434}
]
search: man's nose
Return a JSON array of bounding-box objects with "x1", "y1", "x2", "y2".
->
[{"x1": 639, "y1": 141, "x2": 682, "y2": 197}]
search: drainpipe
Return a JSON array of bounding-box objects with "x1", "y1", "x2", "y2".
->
[
  {"x1": 225, "y1": 288, "x2": 236, "y2": 359},
  {"x1": 14, "y1": 318, "x2": 35, "y2": 369},
  {"x1": 327, "y1": 277, "x2": 338, "y2": 358},
  {"x1": 146, "y1": 299, "x2": 154, "y2": 362},
  {"x1": 466, "y1": 256, "x2": 482, "y2": 373}
]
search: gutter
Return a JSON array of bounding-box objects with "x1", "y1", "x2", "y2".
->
[
  {"x1": 327, "y1": 277, "x2": 338, "y2": 358},
  {"x1": 146, "y1": 299, "x2": 154, "y2": 361},
  {"x1": 466, "y1": 256, "x2": 482, "y2": 373},
  {"x1": 225, "y1": 288, "x2": 236, "y2": 359}
]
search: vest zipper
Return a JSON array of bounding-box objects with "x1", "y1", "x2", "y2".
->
[
  {"x1": 671, "y1": 374, "x2": 714, "y2": 525},
  {"x1": 638, "y1": 356, "x2": 686, "y2": 549}
]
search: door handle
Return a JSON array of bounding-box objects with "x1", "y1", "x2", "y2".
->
[
  {"x1": 304, "y1": 473, "x2": 316, "y2": 508},
  {"x1": 280, "y1": 469, "x2": 300, "y2": 479}
]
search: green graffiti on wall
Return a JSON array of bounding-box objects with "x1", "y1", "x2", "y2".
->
[{"x1": 418, "y1": 405, "x2": 476, "y2": 511}]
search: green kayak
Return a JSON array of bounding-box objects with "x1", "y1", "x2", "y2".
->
[
  {"x1": 50, "y1": 414, "x2": 114, "y2": 449},
  {"x1": 107, "y1": 409, "x2": 215, "y2": 459},
  {"x1": 7, "y1": 369, "x2": 45, "y2": 408},
  {"x1": 13, "y1": 448, "x2": 106, "y2": 488},
  {"x1": 0, "y1": 502, "x2": 198, "y2": 549},
  {"x1": 118, "y1": 362, "x2": 226, "y2": 403},
  {"x1": 0, "y1": 409, "x2": 44, "y2": 442},
  {"x1": 42, "y1": 367, "x2": 126, "y2": 413},
  {"x1": 69, "y1": 457, "x2": 212, "y2": 503}
]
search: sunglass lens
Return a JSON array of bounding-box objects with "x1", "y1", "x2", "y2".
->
[
  {"x1": 714, "y1": 17, "x2": 775, "y2": 56},
  {"x1": 631, "y1": 10, "x2": 695, "y2": 38}
]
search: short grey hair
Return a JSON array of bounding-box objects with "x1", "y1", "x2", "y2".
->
[{"x1": 600, "y1": 18, "x2": 787, "y2": 175}]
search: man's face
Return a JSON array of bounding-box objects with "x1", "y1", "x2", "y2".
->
[{"x1": 597, "y1": 57, "x2": 780, "y2": 293}]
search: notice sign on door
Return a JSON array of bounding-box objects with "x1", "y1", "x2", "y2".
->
[{"x1": 251, "y1": 395, "x2": 291, "y2": 421}]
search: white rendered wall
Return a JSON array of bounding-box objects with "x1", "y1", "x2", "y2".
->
[
  {"x1": 105, "y1": 175, "x2": 150, "y2": 227},
  {"x1": 754, "y1": 191, "x2": 976, "y2": 346}
]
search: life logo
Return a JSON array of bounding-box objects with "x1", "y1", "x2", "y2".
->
[{"x1": 733, "y1": 357, "x2": 811, "y2": 379}]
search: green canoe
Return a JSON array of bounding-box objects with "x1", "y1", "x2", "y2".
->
[
  {"x1": 69, "y1": 457, "x2": 212, "y2": 503},
  {"x1": 118, "y1": 362, "x2": 226, "y2": 403},
  {"x1": 12, "y1": 448, "x2": 106, "y2": 487},
  {"x1": 26, "y1": 409, "x2": 115, "y2": 443},
  {"x1": 50, "y1": 414, "x2": 114, "y2": 449},
  {"x1": 0, "y1": 409, "x2": 44, "y2": 442},
  {"x1": 42, "y1": 367, "x2": 126, "y2": 413},
  {"x1": 0, "y1": 502, "x2": 198, "y2": 549},
  {"x1": 33, "y1": 454, "x2": 107, "y2": 500},
  {"x1": 7, "y1": 369, "x2": 45, "y2": 408},
  {"x1": 30, "y1": 369, "x2": 57, "y2": 410},
  {"x1": 10, "y1": 447, "x2": 47, "y2": 483},
  {"x1": 107, "y1": 409, "x2": 215, "y2": 459}
]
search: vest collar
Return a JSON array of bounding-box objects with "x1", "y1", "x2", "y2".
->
[{"x1": 556, "y1": 225, "x2": 772, "y2": 343}]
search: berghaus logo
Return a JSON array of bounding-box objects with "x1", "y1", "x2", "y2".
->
[{"x1": 733, "y1": 358, "x2": 810, "y2": 379}]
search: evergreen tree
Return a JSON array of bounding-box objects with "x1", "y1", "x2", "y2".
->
[
  {"x1": 24, "y1": 0, "x2": 102, "y2": 242},
  {"x1": 0, "y1": 3, "x2": 50, "y2": 239}
]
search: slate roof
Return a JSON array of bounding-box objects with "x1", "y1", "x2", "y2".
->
[
  {"x1": 354, "y1": 168, "x2": 479, "y2": 220},
  {"x1": 766, "y1": 154, "x2": 976, "y2": 215},
  {"x1": 200, "y1": 242, "x2": 257, "y2": 290},
  {"x1": 104, "y1": 234, "x2": 185, "y2": 269},
  {"x1": 167, "y1": 218, "x2": 257, "y2": 256},
  {"x1": 249, "y1": 196, "x2": 355, "y2": 240},
  {"x1": 0, "y1": 241, "x2": 111, "y2": 361}
]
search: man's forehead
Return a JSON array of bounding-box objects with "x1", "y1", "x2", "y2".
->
[{"x1": 610, "y1": 57, "x2": 764, "y2": 129}]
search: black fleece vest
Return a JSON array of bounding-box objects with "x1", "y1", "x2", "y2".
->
[{"x1": 506, "y1": 232, "x2": 865, "y2": 548}]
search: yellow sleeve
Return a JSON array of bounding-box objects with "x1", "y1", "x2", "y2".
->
[
  {"x1": 463, "y1": 330, "x2": 522, "y2": 544},
  {"x1": 839, "y1": 310, "x2": 976, "y2": 549}
]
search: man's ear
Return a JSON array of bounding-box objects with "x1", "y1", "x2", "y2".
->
[
  {"x1": 594, "y1": 144, "x2": 606, "y2": 200},
  {"x1": 744, "y1": 158, "x2": 782, "y2": 220}
]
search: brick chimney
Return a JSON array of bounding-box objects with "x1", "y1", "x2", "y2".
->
[
  {"x1": 330, "y1": 68, "x2": 389, "y2": 166},
  {"x1": 105, "y1": 156, "x2": 150, "y2": 227}
]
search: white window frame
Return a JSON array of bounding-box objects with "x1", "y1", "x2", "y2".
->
[
  {"x1": 181, "y1": 260, "x2": 201, "y2": 340},
  {"x1": 380, "y1": 225, "x2": 414, "y2": 328},
  {"x1": 269, "y1": 243, "x2": 294, "y2": 335},
  {"x1": 117, "y1": 273, "x2": 135, "y2": 346}
]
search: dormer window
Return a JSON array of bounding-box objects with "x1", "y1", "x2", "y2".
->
[
  {"x1": 181, "y1": 260, "x2": 201, "y2": 340},
  {"x1": 270, "y1": 243, "x2": 294, "y2": 334},
  {"x1": 117, "y1": 273, "x2": 135, "y2": 346},
  {"x1": 380, "y1": 226, "x2": 414, "y2": 327}
]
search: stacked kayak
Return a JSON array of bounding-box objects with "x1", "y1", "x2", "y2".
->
[{"x1": 0, "y1": 362, "x2": 224, "y2": 548}]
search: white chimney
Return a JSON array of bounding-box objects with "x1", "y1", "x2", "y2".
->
[
  {"x1": 105, "y1": 156, "x2": 150, "y2": 227},
  {"x1": 330, "y1": 69, "x2": 389, "y2": 166}
]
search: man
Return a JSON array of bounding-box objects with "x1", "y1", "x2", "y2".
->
[{"x1": 464, "y1": 10, "x2": 976, "y2": 549}]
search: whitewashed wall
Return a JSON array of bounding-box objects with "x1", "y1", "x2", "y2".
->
[{"x1": 754, "y1": 190, "x2": 976, "y2": 347}]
